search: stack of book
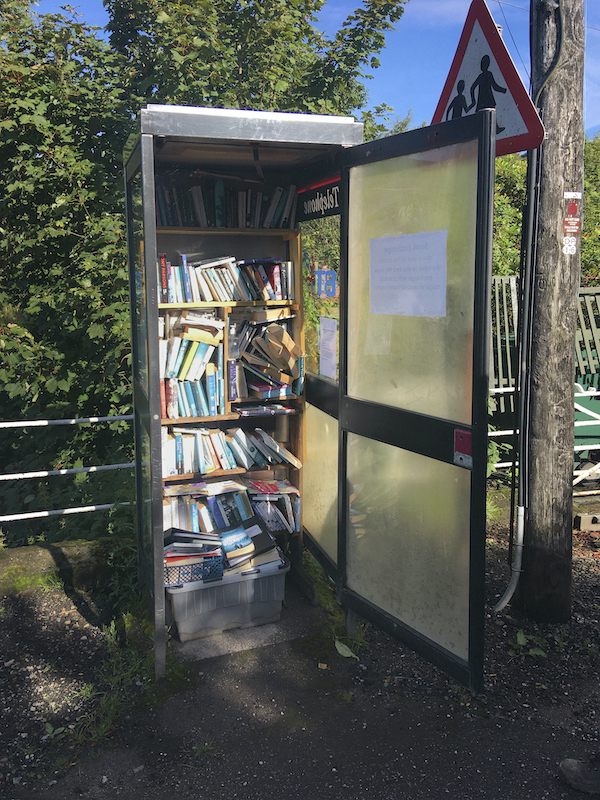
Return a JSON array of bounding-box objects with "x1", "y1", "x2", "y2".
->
[
  {"x1": 162, "y1": 427, "x2": 238, "y2": 477},
  {"x1": 163, "y1": 517, "x2": 284, "y2": 587},
  {"x1": 243, "y1": 478, "x2": 301, "y2": 535},
  {"x1": 229, "y1": 320, "x2": 304, "y2": 401},
  {"x1": 162, "y1": 478, "x2": 254, "y2": 532},
  {"x1": 217, "y1": 516, "x2": 282, "y2": 572},
  {"x1": 159, "y1": 312, "x2": 225, "y2": 419},
  {"x1": 158, "y1": 254, "x2": 295, "y2": 305},
  {"x1": 225, "y1": 426, "x2": 302, "y2": 471},
  {"x1": 162, "y1": 425, "x2": 302, "y2": 478},
  {"x1": 155, "y1": 173, "x2": 297, "y2": 231},
  {"x1": 235, "y1": 259, "x2": 295, "y2": 302}
]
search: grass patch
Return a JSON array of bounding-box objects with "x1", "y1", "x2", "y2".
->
[
  {"x1": 486, "y1": 496, "x2": 504, "y2": 523},
  {"x1": 0, "y1": 564, "x2": 63, "y2": 594}
]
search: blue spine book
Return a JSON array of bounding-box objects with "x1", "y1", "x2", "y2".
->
[
  {"x1": 232, "y1": 491, "x2": 251, "y2": 521},
  {"x1": 216, "y1": 496, "x2": 239, "y2": 527},
  {"x1": 175, "y1": 433, "x2": 184, "y2": 474},
  {"x1": 205, "y1": 363, "x2": 218, "y2": 416},
  {"x1": 172, "y1": 339, "x2": 190, "y2": 378},
  {"x1": 190, "y1": 502, "x2": 200, "y2": 533},
  {"x1": 292, "y1": 355, "x2": 305, "y2": 395},
  {"x1": 172, "y1": 266, "x2": 183, "y2": 303},
  {"x1": 193, "y1": 433, "x2": 205, "y2": 474},
  {"x1": 206, "y1": 495, "x2": 226, "y2": 529},
  {"x1": 194, "y1": 381, "x2": 210, "y2": 417},
  {"x1": 222, "y1": 437, "x2": 238, "y2": 470},
  {"x1": 271, "y1": 188, "x2": 289, "y2": 228},
  {"x1": 190, "y1": 380, "x2": 209, "y2": 417},
  {"x1": 217, "y1": 343, "x2": 225, "y2": 414},
  {"x1": 183, "y1": 381, "x2": 198, "y2": 417},
  {"x1": 228, "y1": 359, "x2": 238, "y2": 402},
  {"x1": 177, "y1": 383, "x2": 192, "y2": 418},
  {"x1": 181, "y1": 254, "x2": 193, "y2": 303},
  {"x1": 177, "y1": 388, "x2": 187, "y2": 419}
]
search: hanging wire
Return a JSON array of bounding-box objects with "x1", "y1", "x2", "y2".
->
[{"x1": 491, "y1": 0, "x2": 530, "y2": 83}]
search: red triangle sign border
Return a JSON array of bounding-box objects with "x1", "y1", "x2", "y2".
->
[{"x1": 432, "y1": 0, "x2": 544, "y2": 156}]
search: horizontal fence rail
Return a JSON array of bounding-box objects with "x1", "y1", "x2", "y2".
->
[
  {"x1": 0, "y1": 415, "x2": 133, "y2": 429},
  {"x1": 0, "y1": 504, "x2": 128, "y2": 524},
  {"x1": 0, "y1": 415, "x2": 134, "y2": 524},
  {"x1": 0, "y1": 463, "x2": 135, "y2": 482}
]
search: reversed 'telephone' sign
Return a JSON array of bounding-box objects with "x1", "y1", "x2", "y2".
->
[{"x1": 296, "y1": 176, "x2": 341, "y2": 222}]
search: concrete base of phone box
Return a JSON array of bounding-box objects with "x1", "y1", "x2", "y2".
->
[{"x1": 166, "y1": 557, "x2": 290, "y2": 643}]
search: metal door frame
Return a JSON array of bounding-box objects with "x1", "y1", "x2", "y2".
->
[{"x1": 333, "y1": 112, "x2": 495, "y2": 690}]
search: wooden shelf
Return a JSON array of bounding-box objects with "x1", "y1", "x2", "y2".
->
[
  {"x1": 161, "y1": 414, "x2": 240, "y2": 426},
  {"x1": 158, "y1": 300, "x2": 293, "y2": 310},
  {"x1": 162, "y1": 464, "x2": 291, "y2": 484},
  {"x1": 163, "y1": 467, "x2": 247, "y2": 483}
]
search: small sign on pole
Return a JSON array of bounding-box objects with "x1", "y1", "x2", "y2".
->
[
  {"x1": 432, "y1": 0, "x2": 544, "y2": 156},
  {"x1": 562, "y1": 191, "x2": 582, "y2": 255}
]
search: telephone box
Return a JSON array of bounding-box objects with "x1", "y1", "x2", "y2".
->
[{"x1": 124, "y1": 105, "x2": 495, "y2": 689}]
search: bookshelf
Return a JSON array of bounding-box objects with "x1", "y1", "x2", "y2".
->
[{"x1": 124, "y1": 105, "x2": 363, "y2": 676}]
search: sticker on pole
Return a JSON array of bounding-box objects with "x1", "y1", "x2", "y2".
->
[{"x1": 432, "y1": 0, "x2": 544, "y2": 156}]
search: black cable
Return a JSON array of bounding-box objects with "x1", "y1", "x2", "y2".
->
[{"x1": 532, "y1": 0, "x2": 564, "y2": 105}]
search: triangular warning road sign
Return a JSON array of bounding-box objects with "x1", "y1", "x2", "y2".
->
[{"x1": 432, "y1": 0, "x2": 544, "y2": 156}]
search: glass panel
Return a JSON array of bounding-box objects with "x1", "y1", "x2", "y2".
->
[
  {"x1": 345, "y1": 432, "x2": 471, "y2": 661},
  {"x1": 303, "y1": 403, "x2": 338, "y2": 563},
  {"x1": 347, "y1": 141, "x2": 479, "y2": 425},
  {"x1": 301, "y1": 217, "x2": 340, "y2": 383},
  {"x1": 128, "y1": 169, "x2": 149, "y2": 394}
]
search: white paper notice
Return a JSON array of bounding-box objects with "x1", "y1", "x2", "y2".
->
[
  {"x1": 370, "y1": 230, "x2": 448, "y2": 317},
  {"x1": 319, "y1": 316, "x2": 337, "y2": 380}
]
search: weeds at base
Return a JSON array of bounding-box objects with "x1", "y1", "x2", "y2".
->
[{"x1": 301, "y1": 549, "x2": 370, "y2": 661}]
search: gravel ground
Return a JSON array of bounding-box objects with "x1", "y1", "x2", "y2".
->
[{"x1": 1, "y1": 512, "x2": 600, "y2": 799}]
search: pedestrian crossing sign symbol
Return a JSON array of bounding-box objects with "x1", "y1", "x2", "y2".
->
[{"x1": 432, "y1": 0, "x2": 544, "y2": 156}]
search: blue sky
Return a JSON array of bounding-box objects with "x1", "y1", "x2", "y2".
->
[{"x1": 33, "y1": 0, "x2": 599, "y2": 136}]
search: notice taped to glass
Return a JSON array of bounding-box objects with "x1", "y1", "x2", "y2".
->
[{"x1": 370, "y1": 230, "x2": 448, "y2": 317}]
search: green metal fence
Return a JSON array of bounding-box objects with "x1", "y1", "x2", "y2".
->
[{"x1": 489, "y1": 279, "x2": 600, "y2": 489}]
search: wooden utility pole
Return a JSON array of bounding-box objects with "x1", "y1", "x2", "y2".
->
[{"x1": 515, "y1": 0, "x2": 585, "y2": 621}]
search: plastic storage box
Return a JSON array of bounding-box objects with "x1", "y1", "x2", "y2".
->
[{"x1": 166, "y1": 556, "x2": 290, "y2": 642}]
